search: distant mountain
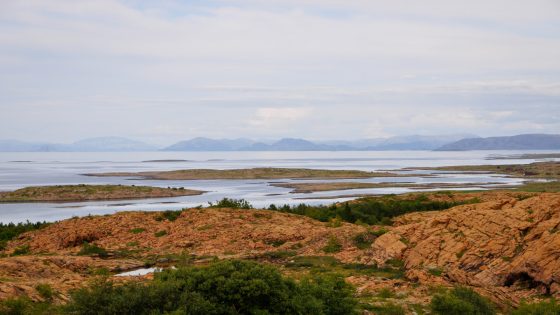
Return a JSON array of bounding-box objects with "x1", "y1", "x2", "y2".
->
[
  {"x1": 436, "y1": 134, "x2": 560, "y2": 151},
  {"x1": 164, "y1": 137, "x2": 255, "y2": 151},
  {"x1": 241, "y1": 138, "x2": 339, "y2": 151},
  {"x1": 317, "y1": 134, "x2": 476, "y2": 150},
  {"x1": 0, "y1": 140, "x2": 50, "y2": 152},
  {"x1": 368, "y1": 134, "x2": 478, "y2": 150},
  {"x1": 0, "y1": 137, "x2": 157, "y2": 152},
  {"x1": 66, "y1": 137, "x2": 157, "y2": 151}
]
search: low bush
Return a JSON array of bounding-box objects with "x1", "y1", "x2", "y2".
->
[
  {"x1": 208, "y1": 198, "x2": 253, "y2": 209},
  {"x1": 35, "y1": 283, "x2": 55, "y2": 301},
  {"x1": 430, "y1": 286, "x2": 495, "y2": 315},
  {"x1": 323, "y1": 235, "x2": 342, "y2": 253},
  {"x1": 512, "y1": 299, "x2": 560, "y2": 315},
  {"x1": 77, "y1": 242, "x2": 108, "y2": 258},
  {"x1": 154, "y1": 230, "x2": 167, "y2": 237},
  {"x1": 155, "y1": 210, "x2": 183, "y2": 222}
]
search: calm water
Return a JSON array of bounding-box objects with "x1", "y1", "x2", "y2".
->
[{"x1": 1, "y1": 150, "x2": 558, "y2": 223}]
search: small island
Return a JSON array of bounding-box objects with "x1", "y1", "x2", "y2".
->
[
  {"x1": 0, "y1": 184, "x2": 204, "y2": 202},
  {"x1": 86, "y1": 167, "x2": 402, "y2": 180},
  {"x1": 271, "y1": 181, "x2": 506, "y2": 193},
  {"x1": 415, "y1": 161, "x2": 560, "y2": 179}
]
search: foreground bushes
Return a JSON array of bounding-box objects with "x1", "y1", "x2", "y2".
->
[{"x1": 68, "y1": 260, "x2": 357, "y2": 315}]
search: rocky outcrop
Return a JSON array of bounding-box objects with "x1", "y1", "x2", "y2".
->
[
  {"x1": 0, "y1": 256, "x2": 144, "y2": 301},
  {"x1": 6, "y1": 208, "x2": 367, "y2": 262},
  {"x1": 368, "y1": 193, "x2": 560, "y2": 304}
]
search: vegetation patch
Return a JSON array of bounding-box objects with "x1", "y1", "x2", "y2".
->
[
  {"x1": 512, "y1": 299, "x2": 560, "y2": 314},
  {"x1": 0, "y1": 220, "x2": 50, "y2": 251},
  {"x1": 267, "y1": 194, "x2": 479, "y2": 225},
  {"x1": 129, "y1": 228, "x2": 145, "y2": 234},
  {"x1": 323, "y1": 235, "x2": 342, "y2": 253},
  {"x1": 430, "y1": 286, "x2": 496, "y2": 315},
  {"x1": 77, "y1": 242, "x2": 108, "y2": 258},
  {"x1": 154, "y1": 230, "x2": 167, "y2": 237},
  {"x1": 208, "y1": 197, "x2": 253, "y2": 209},
  {"x1": 353, "y1": 231, "x2": 378, "y2": 249},
  {"x1": 66, "y1": 260, "x2": 357, "y2": 314},
  {"x1": 155, "y1": 209, "x2": 184, "y2": 222}
]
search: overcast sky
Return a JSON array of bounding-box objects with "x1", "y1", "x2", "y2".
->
[{"x1": 1, "y1": 0, "x2": 559, "y2": 145}]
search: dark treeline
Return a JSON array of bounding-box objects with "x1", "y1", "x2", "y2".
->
[
  {"x1": 267, "y1": 194, "x2": 479, "y2": 225},
  {"x1": 0, "y1": 221, "x2": 50, "y2": 250}
]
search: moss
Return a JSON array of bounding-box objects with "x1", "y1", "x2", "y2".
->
[
  {"x1": 323, "y1": 235, "x2": 342, "y2": 253},
  {"x1": 154, "y1": 230, "x2": 167, "y2": 237},
  {"x1": 77, "y1": 242, "x2": 108, "y2": 258}
]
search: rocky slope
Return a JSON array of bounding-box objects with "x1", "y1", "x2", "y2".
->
[
  {"x1": 367, "y1": 192, "x2": 560, "y2": 305},
  {"x1": 1, "y1": 192, "x2": 559, "y2": 310}
]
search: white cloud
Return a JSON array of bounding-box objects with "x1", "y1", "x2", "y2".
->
[
  {"x1": 249, "y1": 107, "x2": 313, "y2": 126},
  {"x1": 0, "y1": 0, "x2": 559, "y2": 142}
]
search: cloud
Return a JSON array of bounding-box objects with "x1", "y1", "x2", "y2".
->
[
  {"x1": 0, "y1": 0, "x2": 559, "y2": 142},
  {"x1": 249, "y1": 107, "x2": 313, "y2": 126}
]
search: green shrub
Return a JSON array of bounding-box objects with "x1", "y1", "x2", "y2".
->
[
  {"x1": 11, "y1": 244, "x2": 30, "y2": 256},
  {"x1": 353, "y1": 231, "x2": 377, "y2": 249},
  {"x1": 0, "y1": 296, "x2": 58, "y2": 314},
  {"x1": 363, "y1": 302, "x2": 405, "y2": 315},
  {"x1": 77, "y1": 242, "x2": 108, "y2": 258},
  {"x1": 0, "y1": 221, "x2": 50, "y2": 243},
  {"x1": 66, "y1": 260, "x2": 358, "y2": 315},
  {"x1": 323, "y1": 235, "x2": 342, "y2": 253},
  {"x1": 35, "y1": 283, "x2": 55, "y2": 301},
  {"x1": 154, "y1": 230, "x2": 167, "y2": 237},
  {"x1": 155, "y1": 210, "x2": 183, "y2": 222},
  {"x1": 512, "y1": 299, "x2": 560, "y2": 315},
  {"x1": 129, "y1": 228, "x2": 145, "y2": 234},
  {"x1": 431, "y1": 286, "x2": 496, "y2": 315},
  {"x1": 377, "y1": 288, "x2": 396, "y2": 299},
  {"x1": 208, "y1": 198, "x2": 253, "y2": 209}
]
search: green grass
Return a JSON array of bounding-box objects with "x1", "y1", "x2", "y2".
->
[
  {"x1": 155, "y1": 209, "x2": 184, "y2": 222},
  {"x1": 77, "y1": 242, "x2": 108, "y2": 258},
  {"x1": 285, "y1": 256, "x2": 405, "y2": 279},
  {"x1": 129, "y1": 228, "x2": 146, "y2": 234},
  {"x1": 154, "y1": 230, "x2": 167, "y2": 237},
  {"x1": 323, "y1": 235, "x2": 342, "y2": 253}
]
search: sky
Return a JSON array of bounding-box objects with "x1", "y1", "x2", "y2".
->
[{"x1": 1, "y1": 0, "x2": 559, "y2": 145}]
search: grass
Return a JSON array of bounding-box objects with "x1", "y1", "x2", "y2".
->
[
  {"x1": 11, "y1": 244, "x2": 30, "y2": 256},
  {"x1": 284, "y1": 256, "x2": 405, "y2": 279},
  {"x1": 323, "y1": 235, "x2": 342, "y2": 253},
  {"x1": 353, "y1": 231, "x2": 379, "y2": 249},
  {"x1": 155, "y1": 209, "x2": 184, "y2": 221},
  {"x1": 77, "y1": 242, "x2": 108, "y2": 258},
  {"x1": 361, "y1": 302, "x2": 405, "y2": 315},
  {"x1": 0, "y1": 184, "x2": 202, "y2": 202},
  {"x1": 154, "y1": 230, "x2": 167, "y2": 237}
]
